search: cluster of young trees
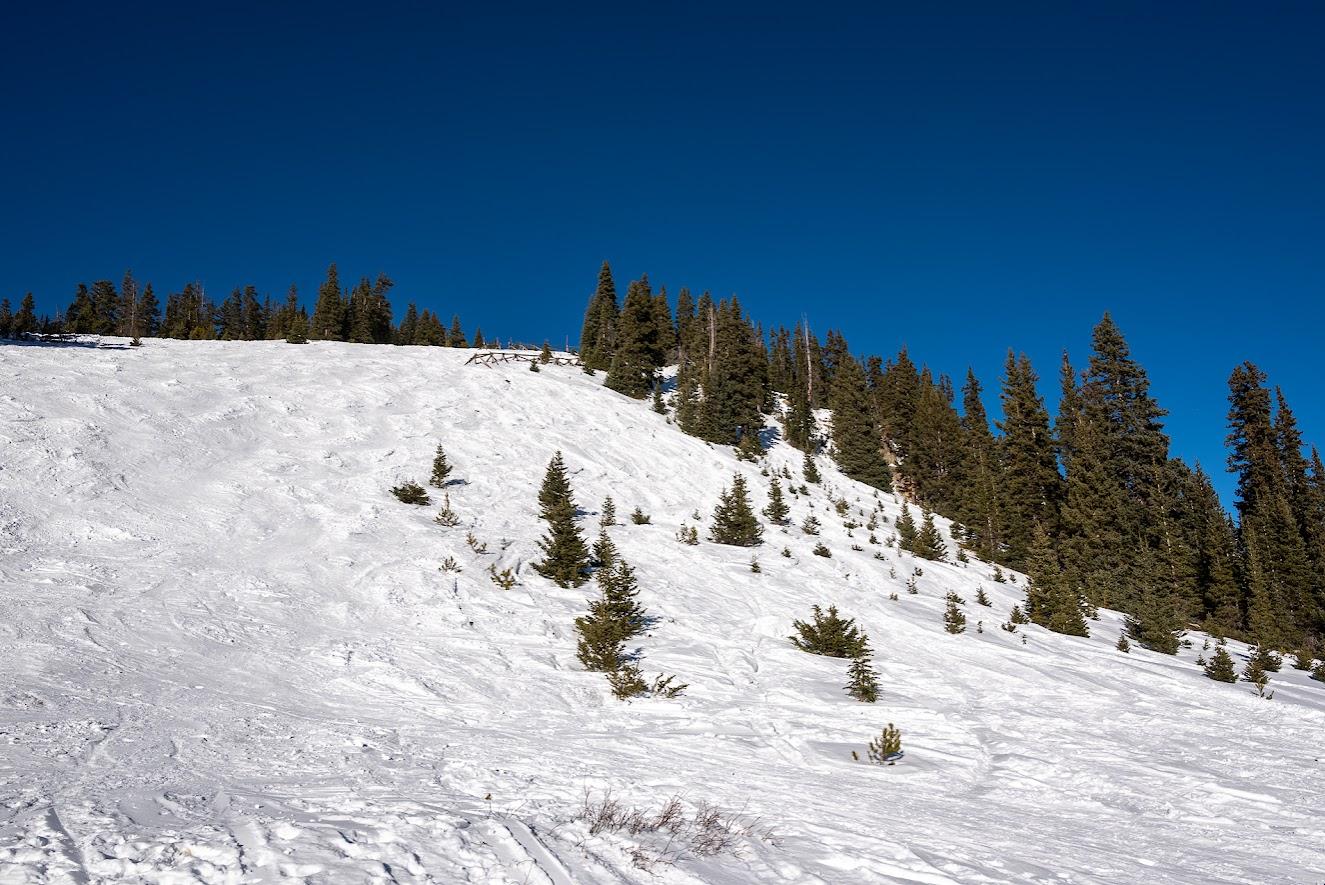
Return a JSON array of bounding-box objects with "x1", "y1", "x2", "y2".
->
[{"x1": 578, "y1": 261, "x2": 1323, "y2": 656}]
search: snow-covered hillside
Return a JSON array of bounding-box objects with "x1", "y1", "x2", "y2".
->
[{"x1": 2, "y1": 339, "x2": 1323, "y2": 884}]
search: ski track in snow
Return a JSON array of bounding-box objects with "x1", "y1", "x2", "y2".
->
[{"x1": 1, "y1": 338, "x2": 1323, "y2": 884}]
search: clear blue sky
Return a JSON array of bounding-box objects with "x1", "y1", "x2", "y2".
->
[{"x1": 4, "y1": 2, "x2": 1323, "y2": 507}]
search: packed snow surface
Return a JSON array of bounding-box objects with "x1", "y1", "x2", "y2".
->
[{"x1": 2, "y1": 338, "x2": 1324, "y2": 884}]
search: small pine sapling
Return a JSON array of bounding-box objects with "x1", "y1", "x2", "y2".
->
[
  {"x1": 434, "y1": 493, "x2": 461, "y2": 526},
  {"x1": 943, "y1": 591, "x2": 966, "y2": 634},
  {"x1": 429, "y1": 445, "x2": 453, "y2": 488},
  {"x1": 391, "y1": 481, "x2": 431, "y2": 505},
  {"x1": 539, "y1": 341, "x2": 552, "y2": 363},
  {"x1": 781, "y1": 546, "x2": 792, "y2": 558},
  {"x1": 802, "y1": 515, "x2": 821, "y2": 535},
  {"x1": 1116, "y1": 631, "x2": 1131, "y2": 653},
  {"x1": 750, "y1": 557, "x2": 761, "y2": 573},
  {"x1": 992, "y1": 566, "x2": 1007, "y2": 583},
  {"x1": 631, "y1": 507, "x2": 651, "y2": 525},
  {"x1": 600, "y1": 496, "x2": 617, "y2": 526},
  {"x1": 812, "y1": 543, "x2": 831, "y2": 558},
  {"x1": 974, "y1": 586, "x2": 992, "y2": 607},
  {"x1": 528, "y1": 359, "x2": 540, "y2": 372},
  {"x1": 488, "y1": 565, "x2": 518, "y2": 589},
  {"x1": 866, "y1": 723, "x2": 903, "y2": 765}
]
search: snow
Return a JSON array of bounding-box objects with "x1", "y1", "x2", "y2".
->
[{"x1": 1, "y1": 337, "x2": 1323, "y2": 884}]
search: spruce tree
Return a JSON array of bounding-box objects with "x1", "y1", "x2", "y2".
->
[
  {"x1": 998, "y1": 352, "x2": 1062, "y2": 569},
  {"x1": 1204, "y1": 644, "x2": 1238, "y2": 682},
  {"x1": 845, "y1": 641, "x2": 880, "y2": 702},
  {"x1": 310, "y1": 263, "x2": 345, "y2": 340},
  {"x1": 763, "y1": 478, "x2": 790, "y2": 524},
  {"x1": 710, "y1": 474, "x2": 763, "y2": 546},
  {"x1": 943, "y1": 591, "x2": 967, "y2": 634},
  {"x1": 430, "y1": 444, "x2": 452, "y2": 488},
  {"x1": 605, "y1": 276, "x2": 663, "y2": 398},
  {"x1": 1025, "y1": 522, "x2": 1089, "y2": 637},
  {"x1": 578, "y1": 261, "x2": 619, "y2": 371},
  {"x1": 533, "y1": 452, "x2": 590, "y2": 587},
  {"x1": 790, "y1": 605, "x2": 867, "y2": 657},
  {"x1": 955, "y1": 368, "x2": 1003, "y2": 560},
  {"x1": 913, "y1": 510, "x2": 947, "y2": 561},
  {"x1": 828, "y1": 353, "x2": 890, "y2": 490},
  {"x1": 803, "y1": 451, "x2": 821, "y2": 484},
  {"x1": 600, "y1": 496, "x2": 617, "y2": 527},
  {"x1": 896, "y1": 505, "x2": 918, "y2": 552}
]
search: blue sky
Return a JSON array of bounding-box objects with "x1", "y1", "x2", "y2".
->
[{"x1": 4, "y1": 2, "x2": 1323, "y2": 506}]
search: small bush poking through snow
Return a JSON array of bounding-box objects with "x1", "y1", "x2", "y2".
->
[{"x1": 390, "y1": 481, "x2": 431, "y2": 505}]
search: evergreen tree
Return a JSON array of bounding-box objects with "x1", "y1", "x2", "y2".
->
[
  {"x1": 285, "y1": 304, "x2": 309, "y2": 344},
  {"x1": 802, "y1": 450, "x2": 821, "y2": 484},
  {"x1": 13, "y1": 293, "x2": 37, "y2": 337},
  {"x1": 790, "y1": 605, "x2": 867, "y2": 657},
  {"x1": 0, "y1": 298, "x2": 11, "y2": 338},
  {"x1": 998, "y1": 352, "x2": 1062, "y2": 569},
  {"x1": 955, "y1": 368, "x2": 1002, "y2": 560},
  {"x1": 448, "y1": 315, "x2": 467, "y2": 347},
  {"x1": 906, "y1": 370, "x2": 963, "y2": 509},
  {"x1": 763, "y1": 478, "x2": 790, "y2": 524},
  {"x1": 710, "y1": 473, "x2": 763, "y2": 546},
  {"x1": 310, "y1": 263, "x2": 344, "y2": 340},
  {"x1": 943, "y1": 591, "x2": 967, "y2": 634},
  {"x1": 430, "y1": 444, "x2": 452, "y2": 488},
  {"x1": 600, "y1": 496, "x2": 617, "y2": 527},
  {"x1": 533, "y1": 452, "x2": 590, "y2": 587},
  {"x1": 1025, "y1": 522, "x2": 1089, "y2": 637},
  {"x1": 845, "y1": 641, "x2": 880, "y2": 702},
  {"x1": 605, "y1": 276, "x2": 663, "y2": 398},
  {"x1": 896, "y1": 504, "x2": 918, "y2": 552},
  {"x1": 913, "y1": 510, "x2": 947, "y2": 562},
  {"x1": 578, "y1": 261, "x2": 619, "y2": 371},
  {"x1": 1204, "y1": 644, "x2": 1238, "y2": 682},
  {"x1": 828, "y1": 352, "x2": 890, "y2": 490},
  {"x1": 867, "y1": 724, "x2": 903, "y2": 764}
]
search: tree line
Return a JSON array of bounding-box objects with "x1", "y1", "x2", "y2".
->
[
  {"x1": 577, "y1": 260, "x2": 1325, "y2": 657},
  {"x1": 0, "y1": 265, "x2": 491, "y2": 348}
]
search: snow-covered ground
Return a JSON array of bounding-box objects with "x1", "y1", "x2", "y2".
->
[{"x1": 1, "y1": 338, "x2": 1323, "y2": 884}]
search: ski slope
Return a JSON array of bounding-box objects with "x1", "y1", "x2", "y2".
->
[{"x1": 1, "y1": 338, "x2": 1323, "y2": 884}]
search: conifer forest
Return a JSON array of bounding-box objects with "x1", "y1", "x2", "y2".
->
[{"x1": 3, "y1": 259, "x2": 1324, "y2": 882}]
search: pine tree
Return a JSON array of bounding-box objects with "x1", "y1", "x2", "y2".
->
[
  {"x1": 539, "y1": 341, "x2": 553, "y2": 363},
  {"x1": 763, "y1": 478, "x2": 790, "y2": 524},
  {"x1": 790, "y1": 605, "x2": 867, "y2": 657},
  {"x1": 998, "y1": 352, "x2": 1061, "y2": 569},
  {"x1": 867, "y1": 724, "x2": 903, "y2": 764},
  {"x1": 913, "y1": 510, "x2": 947, "y2": 561},
  {"x1": 1025, "y1": 522, "x2": 1089, "y2": 637},
  {"x1": 578, "y1": 261, "x2": 619, "y2": 371},
  {"x1": 448, "y1": 315, "x2": 467, "y2": 348},
  {"x1": 310, "y1": 263, "x2": 344, "y2": 340},
  {"x1": 285, "y1": 311, "x2": 309, "y2": 344},
  {"x1": 429, "y1": 445, "x2": 452, "y2": 488},
  {"x1": 803, "y1": 451, "x2": 821, "y2": 484},
  {"x1": 829, "y1": 353, "x2": 890, "y2": 490},
  {"x1": 975, "y1": 586, "x2": 991, "y2": 606},
  {"x1": 955, "y1": 368, "x2": 1003, "y2": 560},
  {"x1": 600, "y1": 496, "x2": 617, "y2": 527},
  {"x1": 710, "y1": 474, "x2": 763, "y2": 546},
  {"x1": 1204, "y1": 644, "x2": 1237, "y2": 682},
  {"x1": 533, "y1": 452, "x2": 590, "y2": 587},
  {"x1": 0, "y1": 298, "x2": 11, "y2": 338},
  {"x1": 605, "y1": 276, "x2": 663, "y2": 398},
  {"x1": 943, "y1": 591, "x2": 967, "y2": 634},
  {"x1": 845, "y1": 641, "x2": 880, "y2": 702},
  {"x1": 896, "y1": 505, "x2": 918, "y2": 552}
]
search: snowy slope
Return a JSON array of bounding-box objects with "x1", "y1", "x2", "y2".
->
[{"x1": 1, "y1": 338, "x2": 1323, "y2": 885}]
